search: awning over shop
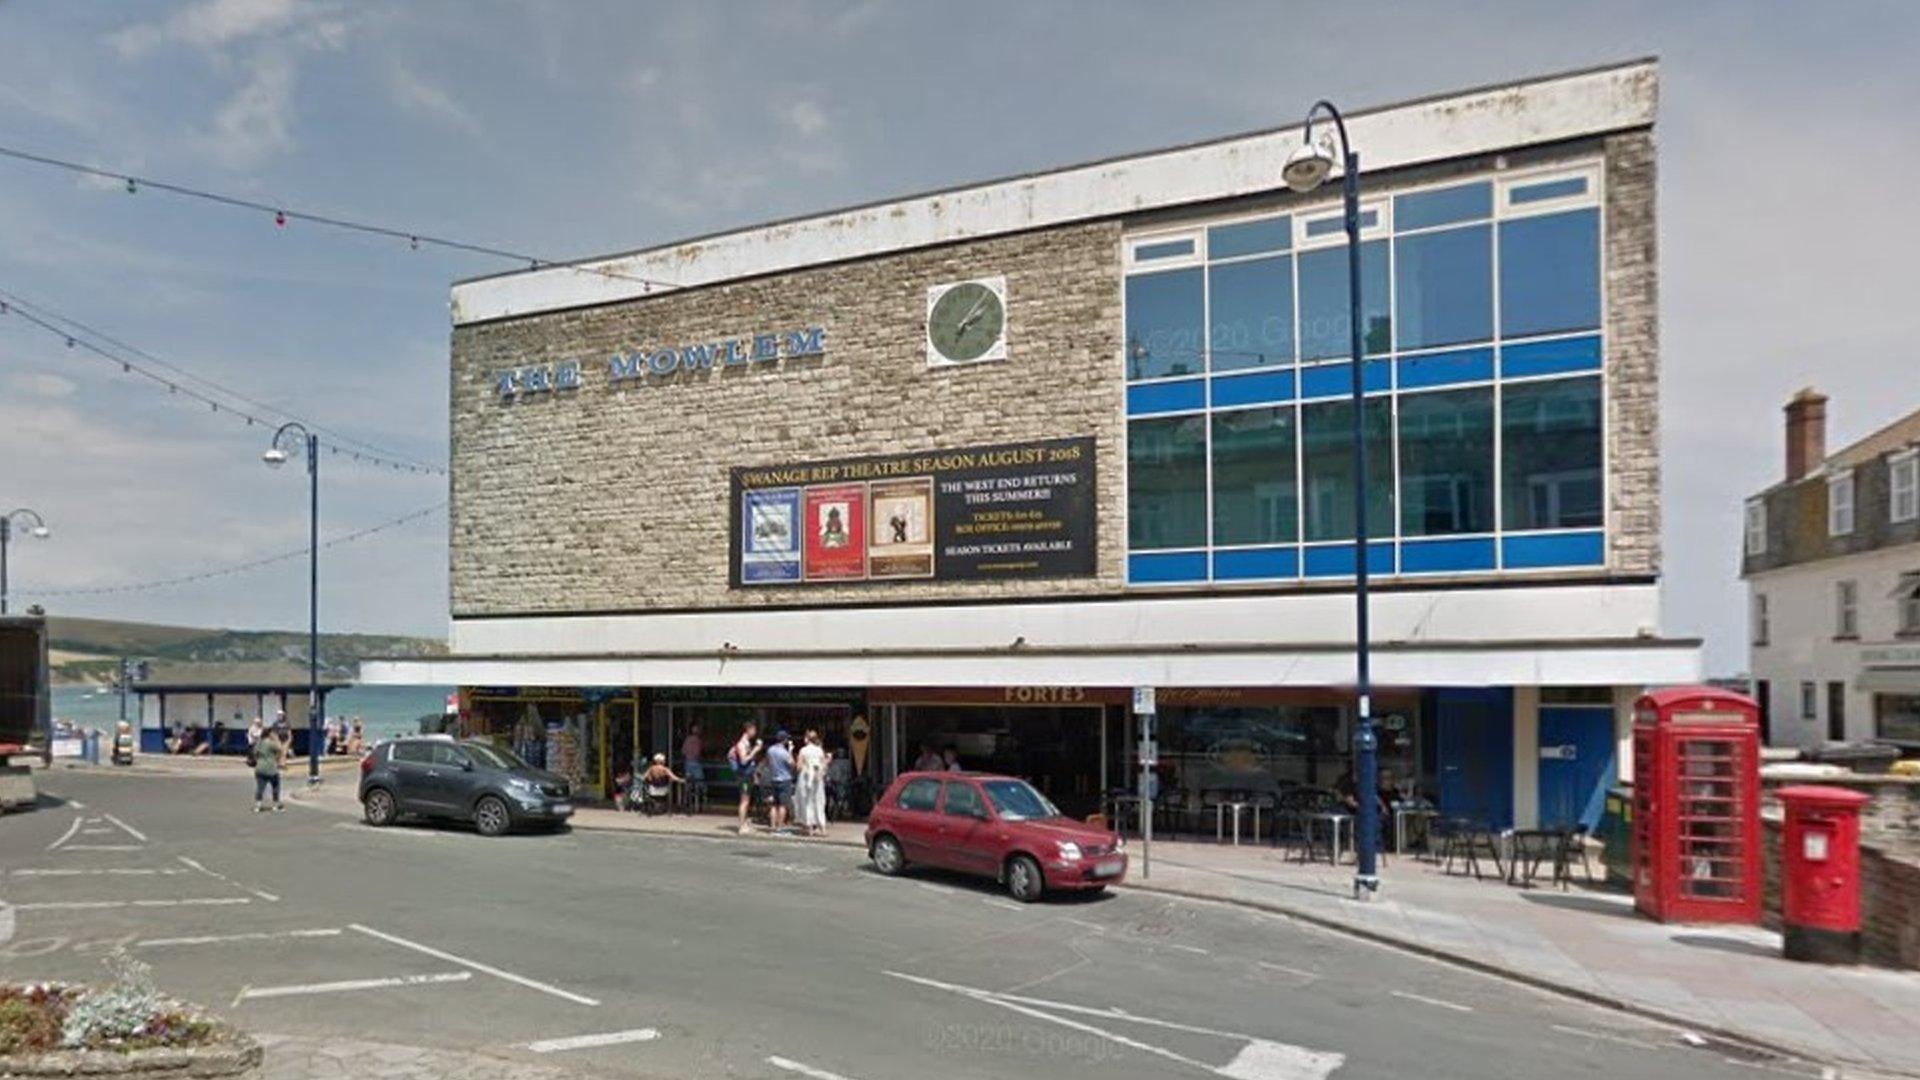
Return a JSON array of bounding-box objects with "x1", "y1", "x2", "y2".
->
[{"x1": 1857, "y1": 666, "x2": 1920, "y2": 695}]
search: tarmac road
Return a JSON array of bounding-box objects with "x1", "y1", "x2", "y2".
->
[{"x1": 0, "y1": 770, "x2": 1839, "y2": 1080}]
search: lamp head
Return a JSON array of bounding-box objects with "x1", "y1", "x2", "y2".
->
[
  {"x1": 262, "y1": 447, "x2": 290, "y2": 468},
  {"x1": 30, "y1": 525, "x2": 49, "y2": 539},
  {"x1": 1282, "y1": 139, "x2": 1336, "y2": 193}
]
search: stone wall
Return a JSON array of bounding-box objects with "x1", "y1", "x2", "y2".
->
[
  {"x1": 451, "y1": 221, "x2": 1124, "y2": 617},
  {"x1": 1761, "y1": 816, "x2": 1920, "y2": 969},
  {"x1": 1604, "y1": 129, "x2": 1660, "y2": 578}
]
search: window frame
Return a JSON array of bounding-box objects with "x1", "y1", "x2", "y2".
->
[
  {"x1": 1752, "y1": 592, "x2": 1770, "y2": 646},
  {"x1": 1744, "y1": 498, "x2": 1767, "y2": 556},
  {"x1": 1800, "y1": 681, "x2": 1818, "y2": 722},
  {"x1": 1901, "y1": 579, "x2": 1920, "y2": 636},
  {"x1": 1891, "y1": 449, "x2": 1919, "y2": 525},
  {"x1": 1836, "y1": 579, "x2": 1859, "y2": 639},
  {"x1": 895, "y1": 777, "x2": 941, "y2": 812},
  {"x1": 1828, "y1": 470, "x2": 1856, "y2": 537},
  {"x1": 1119, "y1": 158, "x2": 1608, "y2": 586}
]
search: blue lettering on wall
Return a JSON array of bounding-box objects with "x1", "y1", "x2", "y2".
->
[{"x1": 498, "y1": 325, "x2": 826, "y2": 401}]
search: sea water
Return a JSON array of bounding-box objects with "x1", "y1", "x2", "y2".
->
[{"x1": 52, "y1": 684, "x2": 453, "y2": 744}]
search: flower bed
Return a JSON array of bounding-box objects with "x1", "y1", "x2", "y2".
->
[{"x1": 0, "y1": 953, "x2": 259, "y2": 1077}]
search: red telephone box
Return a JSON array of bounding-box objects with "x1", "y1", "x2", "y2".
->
[{"x1": 1631, "y1": 687, "x2": 1762, "y2": 924}]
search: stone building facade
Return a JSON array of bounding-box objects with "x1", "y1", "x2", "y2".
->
[{"x1": 376, "y1": 60, "x2": 1699, "y2": 830}]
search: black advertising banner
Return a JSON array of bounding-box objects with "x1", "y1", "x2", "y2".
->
[{"x1": 729, "y1": 436, "x2": 1096, "y2": 587}]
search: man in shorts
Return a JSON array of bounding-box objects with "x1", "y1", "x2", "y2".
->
[{"x1": 764, "y1": 730, "x2": 796, "y2": 832}]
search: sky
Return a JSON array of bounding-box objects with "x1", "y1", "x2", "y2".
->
[{"x1": 1, "y1": 1, "x2": 1916, "y2": 672}]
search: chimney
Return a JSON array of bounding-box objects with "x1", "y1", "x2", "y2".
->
[{"x1": 1784, "y1": 387, "x2": 1828, "y2": 482}]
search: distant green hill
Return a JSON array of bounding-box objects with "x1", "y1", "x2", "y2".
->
[{"x1": 46, "y1": 616, "x2": 445, "y2": 685}]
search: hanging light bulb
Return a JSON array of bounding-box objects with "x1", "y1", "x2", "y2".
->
[
  {"x1": 65, "y1": 336, "x2": 75, "y2": 348},
  {"x1": 121, "y1": 362, "x2": 131, "y2": 373},
  {"x1": 409, "y1": 236, "x2": 420, "y2": 251},
  {"x1": 274, "y1": 210, "x2": 287, "y2": 227},
  {"x1": 125, "y1": 178, "x2": 138, "y2": 194}
]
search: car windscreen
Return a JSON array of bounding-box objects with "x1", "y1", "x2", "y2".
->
[
  {"x1": 981, "y1": 780, "x2": 1061, "y2": 822},
  {"x1": 462, "y1": 743, "x2": 526, "y2": 770}
]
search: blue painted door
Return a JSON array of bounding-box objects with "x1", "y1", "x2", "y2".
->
[
  {"x1": 1537, "y1": 705, "x2": 1615, "y2": 830},
  {"x1": 1434, "y1": 688, "x2": 1513, "y2": 828}
]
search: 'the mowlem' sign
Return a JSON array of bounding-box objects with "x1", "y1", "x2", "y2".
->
[{"x1": 495, "y1": 325, "x2": 826, "y2": 402}]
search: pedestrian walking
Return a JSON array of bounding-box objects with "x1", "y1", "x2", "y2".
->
[
  {"x1": 251, "y1": 722, "x2": 289, "y2": 812},
  {"x1": 796, "y1": 729, "x2": 828, "y2": 837},
  {"x1": 729, "y1": 722, "x2": 762, "y2": 834}
]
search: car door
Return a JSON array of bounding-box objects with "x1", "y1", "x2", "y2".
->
[
  {"x1": 386, "y1": 742, "x2": 438, "y2": 811},
  {"x1": 426, "y1": 742, "x2": 476, "y2": 813},
  {"x1": 890, "y1": 777, "x2": 946, "y2": 865},
  {"x1": 939, "y1": 780, "x2": 997, "y2": 876}
]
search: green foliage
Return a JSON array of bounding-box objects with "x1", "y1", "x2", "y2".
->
[
  {"x1": 59, "y1": 951, "x2": 165, "y2": 1050},
  {"x1": 0, "y1": 986, "x2": 68, "y2": 1055}
]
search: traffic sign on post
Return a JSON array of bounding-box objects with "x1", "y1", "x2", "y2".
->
[{"x1": 1132, "y1": 686, "x2": 1156, "y2": 715}]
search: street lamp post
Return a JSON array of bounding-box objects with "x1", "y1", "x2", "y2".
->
[
  {"x1": 0, "y1": 508, "x2": 52, "y2": 615},
  {"x1": 1283, "y1": 101, "x2": 1380, "y2": 900},
  {"x1": 263, "y1": 424, "x2": 322, "y2": 786}
]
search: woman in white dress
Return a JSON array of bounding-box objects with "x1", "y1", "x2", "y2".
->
[{"x1": 796, "y1": 729, "x2": 829, "y2": 837}]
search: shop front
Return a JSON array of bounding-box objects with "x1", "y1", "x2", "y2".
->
[
  {"x1": 461, "y1": 686, "x2": 638, "y2": 802},
  {"x1": 649, "y1": 686, "x2": 871, "y2": 802}
]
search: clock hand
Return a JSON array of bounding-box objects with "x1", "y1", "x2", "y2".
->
[{"x1": 953, "y1": 293, "x2": 990, "y2": 333}]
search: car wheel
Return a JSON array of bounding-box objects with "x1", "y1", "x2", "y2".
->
[
  {"x1": 1006, "y1": 854, "x2": 1045, "y2": 903},
  {"x1": 870, "y1": 833, "x2": 906, "y2": 876},
  {"x1": 474, "y1": 795, "x2": 512, "y2": 837},
  {"x1": 362, "y1": 788, "x2": 397, "y2": 827}
]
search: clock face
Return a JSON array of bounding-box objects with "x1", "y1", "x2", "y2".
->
[{"x1": 927, "y1": 278, "x2": 1007, "y2": 364}]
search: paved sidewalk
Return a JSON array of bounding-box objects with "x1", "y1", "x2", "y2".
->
[{"x1": 1123, "y1": 838, "x2": 1920, "y2": 1076}]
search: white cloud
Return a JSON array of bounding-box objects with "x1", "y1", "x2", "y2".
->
[
  {"x1": 109, "y1": 0, "x2": 301, "y2": 58},
  {"x1": 782, "y1": 99, "x2": 829, "y2": 137},
  {"x1": 627, "y1": 67, "x2": 661, "y2": 94},
  {"x1": 208, "y1": 53, "x2": 298, "y2": 167},
  {"x1": 24, "y1": 373, "x2": 76, "y2": 399},
  {"x1": 387, "y1": 64, "x2": 482, "y2": 136}
]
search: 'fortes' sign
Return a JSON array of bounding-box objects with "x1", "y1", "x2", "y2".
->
[{"x1": 495, "y1": 325, "x2": 825, "y2": 402}]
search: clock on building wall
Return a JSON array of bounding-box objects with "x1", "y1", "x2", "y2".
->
[{"x1": 926, "y1": 276, "x2": 1008, "y2": 366}]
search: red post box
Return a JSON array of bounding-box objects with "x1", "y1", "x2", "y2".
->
[
  {"x1": 1777, "y1": 784, "x2": 1870, "y2": 964},
  {"x1": 1630, "y1": 687, "x2": 1762, "y2": 924}
]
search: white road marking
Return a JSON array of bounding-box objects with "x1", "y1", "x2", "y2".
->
[
  {"x1": 177, "y1": 856, "x2": 278, "y2": 902},
  {"x1": 347, "y1": 924, "x2": 599, "y2": 1007},
  {"x1": 334, "y1": 822, "x2": 445, "y2": 839},
  {"x1": 139, "y1": 928, "x2": 342, "y2": 949},
  {"x1": 526, "y1": 1029, "x2": 661, "y2": 1053},
  {"x1": 1391, "y1": 990, "x2": 1472, "y2": 1013},
  {"x1": 248, "y1": 889, "x2": 281, "y2": 902},
  {"x1": 59, "y1": 845, "x2": 143, "y2": 852},
  {"x1": 12, "y1": 868, "x2": 181, "y2": 877},
  {"x1": 982, "y1": 898, "x2": 1025, "y2": 912},
  {"x1": 914, "y1": 883, "x2": 946, "y2": 893},
  {"x1": 81, "y1": 827, "x2": 114, "y2": 835},
  {"x1": 177, "y1": 856, "x2": 222, "y2": 879},
  {"x1": 1063, "y1": 918, "x2": 1107, "y2": 933},
  {"x1": 16, "y1": 898, "x2": 251, "y2": 911},
  {"x1": 47, "y1": 816, "x2": 85, "y2": 851},
  {"x1": 1163, "y1": 942, "x2": 1210, "y2": 955},
  {"x1": 885, "y1": 971, "x2": 1344, "y2": 1079},
  {"x1": 767, "y1": 1056, "x2": 862, "y2": 1080},
  {"x1": 102, "y1": 813, "x2": 148, "y2": 842},
  {"x1": 69, "y1": 800, "x2": 84, "y2": 809},
  {"x1": 1257, "y1": 961, "x2": 1319, "y2": 983},
  {"x1": 1548, "y1": 1024, "x2": 1666, "y2": 1052},
  {"x1": 236, "y1": 971, "x2": 471, "y2": 1002}
]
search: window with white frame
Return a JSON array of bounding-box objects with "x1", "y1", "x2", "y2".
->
[
  {"x1": 1828, "y1": 471, "x2": 1855, "y2": 536},
  {"x1": 1800, "y1": 681, "x2": 1818, "y2": 721},
  {"x1": 1752, "y1": 592, "x2": 1769, "y2": 646},
  {"x1": 1892, "y1": 450, "x2": 1919, "y2": 524},
  {"x1": 1837, "y1": 579, "x2": 1859, "y2": 638},
  {"x1": 1901, "y1": 574, "x2": 1920, "y2": 635},
  {"x1": 1744, "y1": 499, "x2": 1766, "y2": 556}
]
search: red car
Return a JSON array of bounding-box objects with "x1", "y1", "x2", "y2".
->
[{"x1": 865, "y1": 771, "x2": 1127, "y2": 902}]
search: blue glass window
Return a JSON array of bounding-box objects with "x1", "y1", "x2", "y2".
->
[
  {"x1": 1502, "y1": 376, "x2": 1603, "y2": 531},
  {"x1": 1304, "y1": 209, "x2": 1378, "y2": 238},
  {"x1": 1395, "y1": 224, "x2": 1492, "y2": 350},
  {"x1": 1125, "y1": 268, "x2": 1203, "y2": 380},
  {"x1": 1298, "y1": 240, "x2": 1390, "y2": 360},
  {"x1": 1128, "y1": 416, "x2": 1207, "y2": 549},
  {"x1": 1208, "y1": 217, "x2": 1290, "y2": 259},
  {"x1": 1394, "y1": 182, "x2": 1491, "y2": 231},
  {"x1": 1135, "y1": 238, "x2": 1195, "y2": 261},
  {"x1": 1509, "y1": 177, "x2": 1588, "y2": 205},
  {"x1": 1209, "y1": 255, "x2": 1293, "y2": 372},
  {"x1": 1212, "y1": 407, "x2": 1297, "y2": 545},
  {"x1": 1399, "y1": 387, "x2": 1494, "y2": 536},
  {"x1": 1301, "y1": 397, "x2": 1393, "y2": 542},
  {"x1": 1500, "y1": 209, "x2": 1599, "y2": 338}
]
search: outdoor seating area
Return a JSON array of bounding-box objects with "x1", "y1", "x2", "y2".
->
[{"x1": 1104, "y1": 786, "x2": 1596, "y2": 891}]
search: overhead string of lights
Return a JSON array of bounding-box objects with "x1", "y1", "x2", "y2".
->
[
  {"x1": 0, "y1": 143, "x2": 681, "y2": 294},
  {"x1": 0, "y1": 287, "x2": 446, "y2": 476},
  {"x1": 23, "y1": 502, "x2": 447, "y2": 598}
]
